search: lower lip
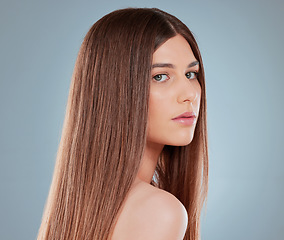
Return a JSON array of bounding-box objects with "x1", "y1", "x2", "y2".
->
[{"x1": 172, "y1": 117, "x2": 196, "y2": 126}]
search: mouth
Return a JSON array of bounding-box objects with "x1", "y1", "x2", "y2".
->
[
  {"x1": 172, "y1": 111, "x2": 196, "y2": 120},
  {"x1": 172, "y1": 112, "x2": 196, "y2": 126}
]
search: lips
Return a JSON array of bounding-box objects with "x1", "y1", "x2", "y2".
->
[
  {"x1": 172, "y1": 111, "x2": 196, "y2": 120},
  {"x1": 172, "y1": 111, "x2": 197, "y2": 126}
]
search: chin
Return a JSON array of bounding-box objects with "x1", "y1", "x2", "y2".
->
[
  {"x1": 169, "y1": 140, "x2": 192, "y2": 146},
  {"x1": 166, "y1": 135, "x2": 194, "y2": 146}
]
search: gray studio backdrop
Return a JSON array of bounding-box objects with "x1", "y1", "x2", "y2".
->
[{"x1": 1, "y1": 0, "x2": 283, "y2": 239}]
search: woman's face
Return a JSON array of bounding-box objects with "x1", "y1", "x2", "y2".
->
[{"x1": 147, "y1": 34, "x2": 201, "y2": 146}]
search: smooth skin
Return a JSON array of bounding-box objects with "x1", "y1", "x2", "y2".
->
[{"x1": 111, "y1": 34, "x2": 201, "y2": 240}]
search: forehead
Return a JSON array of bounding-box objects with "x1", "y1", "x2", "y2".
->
[{"x1": 152, "y1": 34, "x2": 197, "y2": 63}]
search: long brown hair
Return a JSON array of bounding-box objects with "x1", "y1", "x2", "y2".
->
[{"x1": 37, "y1": 8, "x2": 208, "y2": 240}]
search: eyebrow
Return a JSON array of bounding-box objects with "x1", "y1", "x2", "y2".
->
[{"x1": 152, "y1": 60, "x2": 199, "y2": 69}]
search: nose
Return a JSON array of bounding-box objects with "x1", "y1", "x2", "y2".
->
[{"x1": 176, "y1": 75, "x2": 199, "y2": 104}]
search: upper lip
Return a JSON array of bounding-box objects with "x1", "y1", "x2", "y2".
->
[{"x1": 172, "y1": 111, "x2": 196, "y2": 119}]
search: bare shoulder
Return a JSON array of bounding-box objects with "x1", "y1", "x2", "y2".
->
[{"x1": 111, "y1": 181, "x2": 188, "y2": 240}]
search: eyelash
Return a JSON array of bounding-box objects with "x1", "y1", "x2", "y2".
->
[{"x1": 152, "y1": 71, "x2": 199, "y2": 83}]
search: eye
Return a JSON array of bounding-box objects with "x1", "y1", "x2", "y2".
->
[
  {"x1": 185, "y1": 71, "x2": 198, "y2": 80},
  {"x1": 153, "y1": 74, "x2": 169, "y2": 82}
]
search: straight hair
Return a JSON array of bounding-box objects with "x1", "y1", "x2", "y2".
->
[{"x1": 37, "y1": 7, "x2": 208, "y2": 240}]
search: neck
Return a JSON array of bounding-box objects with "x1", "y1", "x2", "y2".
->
[{"x1": 135, "y1": 141, "x2": 164, "y2": 185}]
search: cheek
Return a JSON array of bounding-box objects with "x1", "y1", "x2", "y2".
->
[
  {"x1": 148, "y1": 92, "x2": 165, "y2": 123},
  {"x1": 147, "y1": 90, "x2": 171, "y2": 132},
  {"x1": 192, "y1": 84, "x2": 202, "y2": 125},
  {"x1": 195, "y1": 79, "x2": 202, "y2": 95},
  {"x1": 196, "y1": 82, "x2": 202, "y2": 109}
]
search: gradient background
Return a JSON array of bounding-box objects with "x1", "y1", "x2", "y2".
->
[{"x1": 1, "y1": 0, "x2": 283, "y2": 239}]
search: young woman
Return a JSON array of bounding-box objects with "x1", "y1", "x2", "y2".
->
[{"x1": 37, "y1": 7, "x2": 208, "y2": 240}]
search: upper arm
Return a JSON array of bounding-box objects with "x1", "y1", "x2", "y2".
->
[{"x1": 127, "y1": 190, "x2": 188, "y2": 240}]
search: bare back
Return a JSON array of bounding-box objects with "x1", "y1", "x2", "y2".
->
[{"x1": 110, "y1": 180, "x2": 188, "y2": 240}]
